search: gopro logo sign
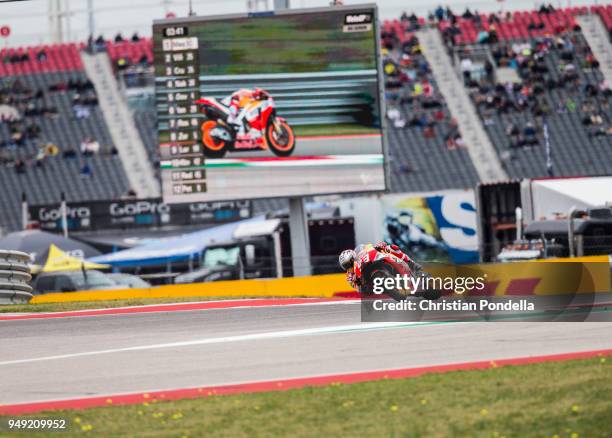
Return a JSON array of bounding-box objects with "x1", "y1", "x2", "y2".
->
[{"x1": 343, "y1": 13, "x2": 373, "y2": 32}]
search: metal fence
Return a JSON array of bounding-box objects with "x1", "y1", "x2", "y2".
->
[
  {"x1": 157, "y1": 70, "x2": 381, "y2": 126},
  {"x1": 0, "y1": 250, "x2": 33, "y2": 304}
]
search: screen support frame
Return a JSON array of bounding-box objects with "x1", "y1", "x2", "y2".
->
[{"x1": 288, "y1": 197, "x2": 311, "y2": 277}]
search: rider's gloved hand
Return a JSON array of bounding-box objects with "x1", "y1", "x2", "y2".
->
[
  {"x1": 374, "y1": 241, "x2": 390, "y2": 252},
  {"x1": 346, "y1": 270, "x2": 357, "y2": 288}
]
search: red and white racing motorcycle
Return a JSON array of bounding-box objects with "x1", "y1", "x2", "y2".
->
[
  {"x1": 195, "y1": 89, "x2": 296, "y2": 158},
  {"x1": 353, "y1": 244, "x2": 442, "y2": 301}
]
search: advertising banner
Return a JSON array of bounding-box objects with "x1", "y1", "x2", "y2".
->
[
  {"x1": 382, "y1": 191, "x2": 478, "y2": 264},
  {"x1": 29, "y1": 199, "x2": 251, "y2": 232}
]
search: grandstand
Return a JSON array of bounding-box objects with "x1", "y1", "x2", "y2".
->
[
  {"x1": 0, "y1": 43, "x2": 131, "y2": 232},
  {"x1": 437, "y1": 6, "x2": 612, "y2": 178},
  {"x1": 0, "y1": 4, "x2": 611, "y2": 234}
]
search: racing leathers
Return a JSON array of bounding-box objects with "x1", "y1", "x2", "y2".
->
[
  {"x1": 345, "y1": 241, "x2": 425, "y2": 290},
  {"x1": 222, "y1": 88, "x2": 263, "y2": 137}
]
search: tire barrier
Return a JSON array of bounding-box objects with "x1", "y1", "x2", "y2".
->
[{"x1": 0, "y1": 250, "x2": 33, "y2": 304}]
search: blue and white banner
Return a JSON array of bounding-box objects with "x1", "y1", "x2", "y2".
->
[{"x1": 382, "y1": 190, "x2": 478, "y2": 264}]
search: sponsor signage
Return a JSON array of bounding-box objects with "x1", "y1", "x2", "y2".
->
[{"x1": 29, "y1": 199, "x2": 251, "y2": 232}]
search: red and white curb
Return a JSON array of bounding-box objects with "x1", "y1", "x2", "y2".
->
[
  {"x1": 1, "y1": 348, "x2": 610, "y2": 415},
  {"x1": 0, "y1": 298, "x2": 356, "y2": 322}
]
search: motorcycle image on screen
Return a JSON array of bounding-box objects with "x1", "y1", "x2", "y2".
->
[
  {"x1": 352, "y1": 244, "x2": 442, "y2": 302},
  {"x1": 195, "y1": 88, "x2": 296, "y2": 158}
]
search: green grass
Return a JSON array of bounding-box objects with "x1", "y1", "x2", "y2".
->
[
  {"x1": 2, "y1": 356, "x2": 610, "y2": 437},
  {"x1": 294, "y1": 123, "x2": 380, "y2": 137},
  {"x1": 0, "y1": 296, "x2": 271, "y2": 314}
]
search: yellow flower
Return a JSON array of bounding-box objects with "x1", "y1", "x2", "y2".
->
[
  {"x1": 571, "y1": 433, "x2": 579, "y2": 438},
  {"x1": 480, "y1": 409, "x2": 489, "y2": 416},
  {"x1": 143, "y1": 402, "x2": 149, "y2": 407},
  {"x1": 172, "y1": 413, "x2": 183, "y2": 420},
  {"x1": 73, "y1": 417, "x2": 81, "y2": 424},
  {"x1": 81, "y1": 424, "x2": 93, "y2": 432},
  {"x1": 138, "y1": 411, "x2": 143, "y2": 416},
  {"x1": 420, "y1": 399, "x2": 428, "y2": 405},
  {"x1": 390, "y1": 405, "x2": 398, "y2": 412},
  {"x1": 571, "y1": 405, "x2": 580, "y2": 413},
  {"x1": 600, "y1": 357, "x2": 606, "y2": 364}
]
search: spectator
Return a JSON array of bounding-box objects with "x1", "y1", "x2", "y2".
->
[
  {"x1": 506, "y1": 123, "x2": 519, "y2": 137},
  {"x1": 116, "y1": 57, "x2": 129, "y2": 71},
  {"x1": 45, "y1": 143, "x2": 59, "y2": 156},
  {"x1": 95, "y1": 35, "x2": 106, "y2": 52},
  {"x1": 138, "y1": 54, "x2": 150, "y2": 66},
  {"x1": 460, "y1": 58, "x2": 473, "y2": 84},
  {"x1": 121, "y1": 188, "x2": 137, "y2": 199},
  {"x1": 131, "y1": 32, "x2": 141, "y2": 42},
  {"x1": 413, "y1": 82, "x2": 423, "y2": 97},
  {"x1": 80, "y1": 163, "x2": 92, "y2": 178},
  {"x1": 14, "y1": 159, "x2": 26, "y2": 174},
  {"x1": 434, "y1": 5, "x2": 444, "y2": 21},
  {"x1": 523, "y1": 122, "x2": 537, "y2": 137},
  {"x1": 590, "y1": 113, "x2": 603, "y2": 125},
  {"x1": 80, "y1": 138, "x2": 100, "y2": 156},
  {"x1": 63, "y1": 147, "x2": 77, "y2": 159},
  {"x1": 462, "y1": 8, "x2": 474, "y2": 19},
  {"x1": 73, "y1": 102, "x2": 90, "y2": 119},
  {"x1": 476, "y1": 30, "x2": 490, "y2": 44},
  {"x1": 484, "y1": 60, "x2": 494, "y2": 83},
  {"x1": 114, "y1": 33, "x2": 125, "y2": 43}
]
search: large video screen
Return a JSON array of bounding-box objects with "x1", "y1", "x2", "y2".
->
[{"x1": 153, "y1": 5, "x2": 386, "y2": 203}]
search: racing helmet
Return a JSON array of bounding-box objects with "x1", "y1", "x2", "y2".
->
[{"x1": 338, "y1": 249, "x2": 356, "y2": 271}]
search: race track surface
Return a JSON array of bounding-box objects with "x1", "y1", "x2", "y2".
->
[
  {"x1": 2, "y1": 299, "x2": 612, "y2": 405},
  {"x1": 230, "y1": 134, "x2": 383, "y2": 158}
]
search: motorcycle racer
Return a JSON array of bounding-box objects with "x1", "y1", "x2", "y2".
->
[
  {"x1": 339, "y1": 241, "x2": 425, "y2": 290},
  {"x1": 223, "y1": 88, "x2": 266, "y2": 136}
]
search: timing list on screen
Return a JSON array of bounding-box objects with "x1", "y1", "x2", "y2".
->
[{"x1": 158, "y1": 26, "x2": 207, "y2": 199}]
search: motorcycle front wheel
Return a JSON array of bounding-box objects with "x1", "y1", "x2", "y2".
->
[
  {"x1": 201, "y1": 120, "x2": 229, "y2": 158},
  {"x1": 266, "y1": 118, "x2": 296, "y2": 157}
]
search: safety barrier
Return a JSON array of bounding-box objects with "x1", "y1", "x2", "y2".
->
[
  {"x1": 156, "y1": 70, "x2": 380, "y2": 126},
  {"x1": 425, "y1": 255, "x2": 612, "y2": 296},
  {"x1": 0, "y1": 250, "x2": 33, "y2": 304},
  {"x1": 31, "y1": 273, "x2": 349, "y2": 304},
  {"x1": 29, "y1": 256, "x2": 611, "y2": 304}
]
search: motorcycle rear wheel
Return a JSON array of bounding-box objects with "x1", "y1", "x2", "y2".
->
[{"x1": 201, "y1": 120, "x2": 229, "y2": 158}]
